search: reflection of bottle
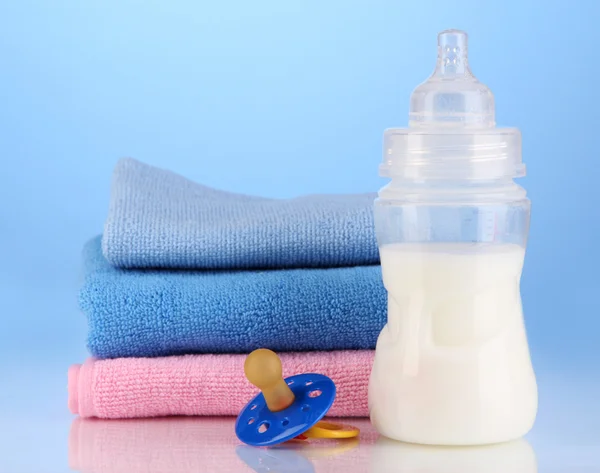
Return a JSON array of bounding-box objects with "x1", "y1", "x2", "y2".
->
[
  {"x1": 369, "y1": 29, "x2": 537, "y2": 445},
  {"x1": 370, "y1": 436, "x2": 537, "y2": 473}
]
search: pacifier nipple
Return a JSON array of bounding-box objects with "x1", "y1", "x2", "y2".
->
[
  {"x1": 409, "y1": 29, "x2": 495, "y2": 129},
  {"x1": 244, "y1": 349, "x2": 295, "y2": 412}
]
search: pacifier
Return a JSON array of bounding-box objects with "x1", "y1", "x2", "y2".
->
[{"x1": 235, "y1": 349, "x2": 360, "y2": 447}]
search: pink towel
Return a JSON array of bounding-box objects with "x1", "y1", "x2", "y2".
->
[{"x1": 68, "y1": 351, "x2": 374, "y2": 419}]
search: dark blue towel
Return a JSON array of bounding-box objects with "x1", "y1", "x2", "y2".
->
[{"x1": 81, "y1": 237, "x2": 386, "y2": 358}]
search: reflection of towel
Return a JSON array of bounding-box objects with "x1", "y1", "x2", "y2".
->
[
  {"x1": 69, "y1": 417, "x2": 244, "y2": 473},
  {"x1": 81, "y1": 236, "x2": 386, "y2": 358},
  {"x1": 68, "y1": 351, "x2": 374, "y2": 419},
  {"x1": 102, "y1": 158, "x2": 379, "y2": 269},
  {"x1": 69, "y1": 417, "x2": 378, "y2": 473}
]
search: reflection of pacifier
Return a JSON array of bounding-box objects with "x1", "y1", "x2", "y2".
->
[
  {"x1": 235, "y1": 349, "x2": 360, "y2": 447},
  {"x1": 236, "y1": 438, "x2": 360, "y2": 473},
  {"x1": 236, "y1": 445, "x2": 315, "y2": 473}
]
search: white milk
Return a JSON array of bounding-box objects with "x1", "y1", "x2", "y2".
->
[{"x1": 369, "y1": 243, "x2": 537, "y2": 445}]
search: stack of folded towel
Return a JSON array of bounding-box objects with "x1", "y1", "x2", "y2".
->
[{"x1": 68, "y1": 158, "x2": 387, "y2": 419}]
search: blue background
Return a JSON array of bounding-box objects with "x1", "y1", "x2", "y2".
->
[{"x1": 0, "y1": 1, "x2": 598, "y2": 471}]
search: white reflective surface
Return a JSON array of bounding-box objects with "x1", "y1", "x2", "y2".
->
[
  {"x1": 34, "y1": 416, "x2": 600, "y2": 473},
  {"x1": 66, "y1": 416, "x2": 542, "y2": 473}
]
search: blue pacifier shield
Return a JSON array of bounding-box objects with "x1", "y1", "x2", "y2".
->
[{"x1": 235, "y1": 373, "x2": 336, "y2": 447}]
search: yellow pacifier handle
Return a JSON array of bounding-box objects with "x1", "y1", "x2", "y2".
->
[{"x1": 302, "y1": 421, "x2": 360, "y2": 439}]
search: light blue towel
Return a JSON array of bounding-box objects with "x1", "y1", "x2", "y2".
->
[
  {"x1": 102, "y1": 158, "x2": 379, "y2": 269},
  {"x1": 82, "y1": 236, "x2": 386, "y2": 359}
]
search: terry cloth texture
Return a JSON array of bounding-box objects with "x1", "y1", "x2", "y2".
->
[
  {"x1": 102, "y1": 158, "x2": 379, "y2": 269},
  {"x1": 68, "y1": 351, "x2": 374, "y2": 418},
  {"x1": 81, "y1": 236, "x2": 386, "y2": 358}
]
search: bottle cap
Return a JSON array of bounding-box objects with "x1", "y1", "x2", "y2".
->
[{"x1": 381, "y1": 29, "x2": 524, "y2": 181}]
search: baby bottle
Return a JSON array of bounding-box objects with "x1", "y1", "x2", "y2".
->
[{"x1": 368, "y1": 29, "x2": 537, "y2": 446}]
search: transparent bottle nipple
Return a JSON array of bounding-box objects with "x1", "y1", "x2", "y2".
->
[{"x1": 409, "y1": 29, "x2": 495, "y2": 129}]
